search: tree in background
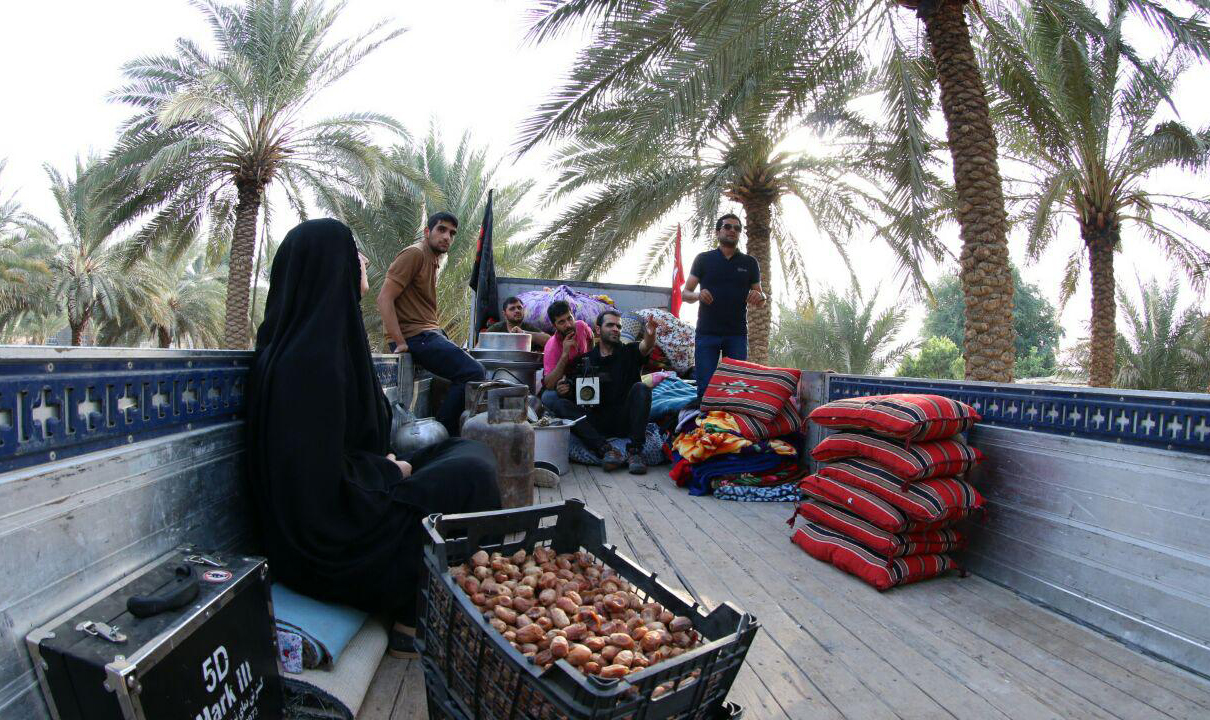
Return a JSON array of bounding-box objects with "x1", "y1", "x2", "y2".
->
[
  {"x1": 321, "y1": 129, "x2": 535, "y2": 348},
  {"x1": 979, "y1": 1, "x2": 1210, "y2": 386},
  {"x1": 104, "y1": 0, "x2": 406, "y2": 348},
  {"x1": 13, "y1": 160, "x2": 162, "y2": 345},
  {"x1": 896, "y1": 336, "x2": 964, "y2": 380},
  {"x1": 0, "y1": 161, "x2": 58, "y2": 334},
  {"x1": 1114, "y1": 277, "x2": 1210, "y2": 393},
  {"x1": 921, "y1": 269, "x2": 1062, "y2": 378},
  {"x1": 520, "y1": 2, "x2": 952, "y2": 364},
  {"x1": 96, "y1": 246, "x2": 226, "y2": 348},
  {"x1": 522, "y1": 0, "x2": 1020, "y2": 378},
  {"x1": 770, "y1": 289, "x2": 910, "y2": 375}
]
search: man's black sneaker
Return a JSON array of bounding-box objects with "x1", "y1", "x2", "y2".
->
[
  {"x1": 628, "y1": 453, "x2": 647, "y2": 475},
  {"x1": 601, "y1": 447, "x2": 626, "y2": 471}
]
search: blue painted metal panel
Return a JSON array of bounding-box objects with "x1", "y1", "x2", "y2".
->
[
  {"x1": 0, "y1": 354, "x2": 250, "y2": 473},
  {"x1": 826, "y1": 374, "x2": 1210, "y2": 455},
  {"x1": 0, "y1": 350, "x2": 400, "y2": 474},
  {"x1": 373, "y1": 354, "x2": 399, "y2": 390}
]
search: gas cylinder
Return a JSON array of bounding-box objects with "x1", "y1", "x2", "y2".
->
[
  {"x1": 459, "y1": 380, "x2": 513, "y2": 432},
  {"x1": 462, "y1": 385, "x2": 535, "y2": 508}
]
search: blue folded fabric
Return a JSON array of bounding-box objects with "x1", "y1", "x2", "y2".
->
[
  {"x1": 650, "y1": 376, "x2": 698, "y2": 419},
  {"x1": 687, "y1": 450, "x2": 787, "y2": 496},
  {"x1": 713, "y1": 484, "x2": 801, "y2": 502},
  {"x1": 272, "y1": 583, "x2": 367, "y2": 670}
]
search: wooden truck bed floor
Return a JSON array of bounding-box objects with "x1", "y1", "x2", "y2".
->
[{"x1": 357, "y1": 464, "x2": 1210, "y2": 720}]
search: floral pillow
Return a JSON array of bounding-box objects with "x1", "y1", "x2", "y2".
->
[{"x1": 634, "y1": 308, "x2": 695, "y2": 373}]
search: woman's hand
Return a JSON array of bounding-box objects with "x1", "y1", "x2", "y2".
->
[{"x1": 386, "y1": 453, "x2": 412, "y2": 479}]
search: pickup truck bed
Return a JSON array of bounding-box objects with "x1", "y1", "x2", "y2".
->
[{"x1": 358, "y1": 464, "x2": 1210, "y2": 720}]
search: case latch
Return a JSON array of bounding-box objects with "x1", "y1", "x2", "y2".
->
[{"x1": 75, "y1": 621, "x2": 127, "y2": 643}]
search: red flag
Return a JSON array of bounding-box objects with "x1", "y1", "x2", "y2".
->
[{"x1": 670, "y1": 224, "x2": 684, "y2": 317}]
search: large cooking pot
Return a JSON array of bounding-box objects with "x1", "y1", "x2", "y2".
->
[
  {"x1": 477, "y1": 332, "x2": 531, "y2": 351},
  {"x1": 532, "y1": 418, "x2": 579, "y2": 476},
  {"x1": 469, "y1": 347, "x2": 543, "y2": 393}
]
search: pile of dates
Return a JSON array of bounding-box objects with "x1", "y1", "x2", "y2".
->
[{"x1": 450, "y1": 547, "x2": 702, "y2": 687}]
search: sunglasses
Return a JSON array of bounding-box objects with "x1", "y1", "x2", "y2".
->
[{"x1": 721, "y1": 223, "x2": 742, "y2": 231}]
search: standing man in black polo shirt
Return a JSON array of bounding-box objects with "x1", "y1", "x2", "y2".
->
[{"x1": 682, "y1": 213, "x2": 765, "y2": 398}]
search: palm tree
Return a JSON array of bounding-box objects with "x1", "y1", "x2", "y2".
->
[
  {"x1": 522, "y1": 0, "x2": 1210, "y2": 380},
  {"x1": 523, "y1": 10, "x2": 941, "y2": 363},
  {"x1": 103, "y1": 0, "x2": 406, "y2": 348},
  {"x1": 980, "y1": 1, "x2": 1210, "y2": 387},
  {"x1": 322, "y1": 129, "x2": 537, "y2": 348},
  {"x1": 19, "y1": 160, "x2": 163, "y2": 346},
  {"x1": 770, "y1": 288, "x2": 911, "y2": 375},
  {"x1": 97, "y1": 246, "x2": 226, "y2": 348},
  {"x1": 1115, "y1": 277, "x2": 1210, "y2": 393},
  {"x1": 0, "y1": 162, "x2": 56, "y2": 328}
]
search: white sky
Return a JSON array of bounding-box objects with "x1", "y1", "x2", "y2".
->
[{"x1": 2, "y1": 1, "x2": 1208, "y2": 350}]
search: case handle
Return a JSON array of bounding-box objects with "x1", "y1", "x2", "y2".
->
[{"x1": 127, "y1": 565, "x2": 200, "y2": 618}]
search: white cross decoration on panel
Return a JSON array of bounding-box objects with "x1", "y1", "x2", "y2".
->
[
  {"x1": 31, "y1": 388, "x2": 61, "y2": 439},
  {"x1": 77, "y1": 387, "x2": 101, "y2": 430},
  {"x1": 1166, "y1": 417, "x2": 1184, "y2": 438},
  {"x1": 1193, "y1": 418, "x2": 1210, "y2": 442}
]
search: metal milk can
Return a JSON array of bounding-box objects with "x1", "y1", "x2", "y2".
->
[{"x1": 462, "y1": 385, "x2": 535, "y2": 508}]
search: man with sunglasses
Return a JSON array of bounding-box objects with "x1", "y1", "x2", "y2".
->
[{"x1": 682, "y1": 213, "x2": 765, "y2": 398}]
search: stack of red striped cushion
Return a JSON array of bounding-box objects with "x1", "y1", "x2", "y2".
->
[{"x1": 791, "y1": 394, "x2": 985, "y2": 590}]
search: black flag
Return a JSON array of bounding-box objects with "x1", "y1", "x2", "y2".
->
[{"x1": 469, "y1": 189, "x2": 499, "y2": 347}]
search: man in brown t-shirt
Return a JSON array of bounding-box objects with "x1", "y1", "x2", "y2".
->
[{"x1": 376, "y1": 212, "x2": 485, "y2": 435}]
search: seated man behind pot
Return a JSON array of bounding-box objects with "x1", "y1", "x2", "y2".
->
[
  {"x1": 541, "y1": 306, "x2": 658, "y2": 474},
  {"x1": 483, "y1": 296, "x2": 550, "y2": 351}
]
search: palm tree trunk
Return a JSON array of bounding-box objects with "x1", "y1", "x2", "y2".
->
[
  {"x1": 1084, "y1": 225, "x2": 1117, "y2": 387},
  {"x1": 924, "y1": 0, "x2": 1016, "y2": 382},
  {"x1": 222, "y1": 182, "x2": 263, "y2": 349},
  {"x1": 740, "y1": 196, "x2": 774, "y2": 364},
  {"x1": 70, "y1": 307, "x2": 91, "y2": 346},
  {"x1": 156, "y1": 325, "x2": 172, "y2": 348}
]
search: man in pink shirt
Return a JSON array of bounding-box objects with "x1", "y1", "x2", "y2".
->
[
  {"x1": 540, "y1": 300, "x2": 624, "y2": 468},
  {"x1": 541, "y1": 300, "x2": 593, "y2": 380}
]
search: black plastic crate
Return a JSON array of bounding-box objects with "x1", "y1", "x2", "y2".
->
[
  {"x1": 423, "y1": 658, "x2": 746, "y2": 720},
  {"x1": 416, "y1": 499, "x2": 758, "y2": 720}
]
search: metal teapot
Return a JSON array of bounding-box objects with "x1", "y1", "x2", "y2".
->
[
  {"x1": 390, "y1": 406, "x2": 448, "y2": 457},
  {"x1": 390, "y1": 370, "x2": 448, "y2": 456}
]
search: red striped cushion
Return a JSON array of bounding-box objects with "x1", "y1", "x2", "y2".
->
[
  {"x1": 795, "y1": 500, "x2": 966, "y2": 558},
  {"x1": 702, "y1": 358, "x2": 800, "y2": 421},
  {"x1": 810, "y1": 433, "x2": 982, "y2": 481},
  {"x1": 799, "y1": 474, "x2": 960, "y2": 533},
  {"x1": 730, "y1": 402, "x2": 803, "y2": 441},
  {"x1": 817, "y1": 460, "x2": 985, "y2": 523},
  {"x1": 809, "y1": 394, "x2": 980, "y2": 442},
  {"x1": 792, "y1": 523, "x2": 958, "y2": 590}
]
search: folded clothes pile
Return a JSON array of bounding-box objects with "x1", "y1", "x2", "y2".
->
[
  {"x1": 667, "y1": 358, "x2": 806, "y2": 499},
  {"x1": 791, "y1": 393, "x2": 985, "y2": 590}
]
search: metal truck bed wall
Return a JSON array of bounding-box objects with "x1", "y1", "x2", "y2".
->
[
  {"x1": 0, "y1": 348, "x2": 401, "y2": 719},
  {"x1": 2, "y1": 350, "x2": 1207, "y2": 717},
  {"x1": 808, "y1": 372, "x2": 1210, "y2": 678}
]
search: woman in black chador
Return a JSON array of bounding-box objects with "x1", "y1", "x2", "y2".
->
[{"x1": 246, "y1": 218, "x2": 501, "y2": 657}]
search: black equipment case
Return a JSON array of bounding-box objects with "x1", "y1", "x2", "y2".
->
[{"x1": 26, "y1": 549, "x2": 283, "y2": 720}]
